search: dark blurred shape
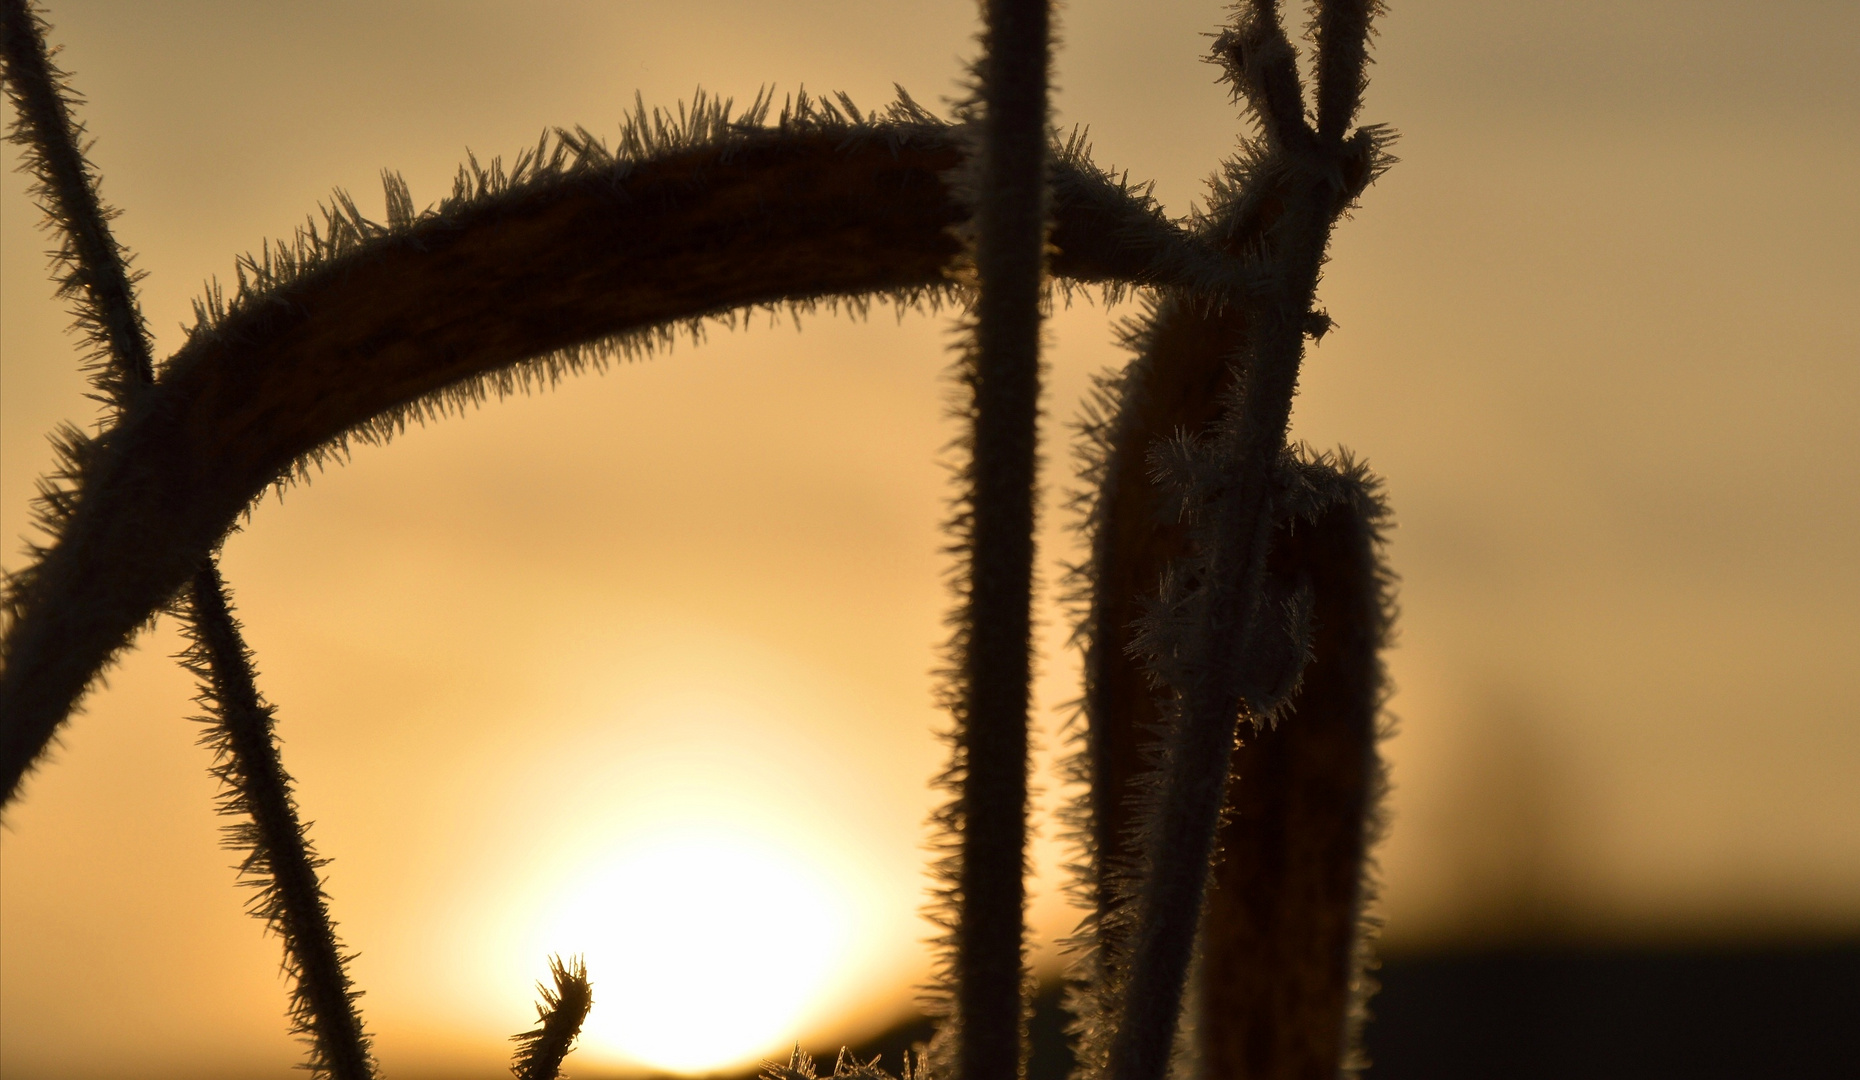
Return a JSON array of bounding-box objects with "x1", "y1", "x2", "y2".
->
[
  {"x1": 819, "y1": 944, "x2": 1859, "y2": 1080},
  {"x1": 1362, "y1": 942, "x2": 1860, "y2": 1080}
]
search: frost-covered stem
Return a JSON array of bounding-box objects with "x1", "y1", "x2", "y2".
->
[
  {"x1": 956, "y1": 3, "x2": 1050, "y2": 1078},
  {"x1": 0, "y1": 126, "x2": 1196, "y2": 811},
  {"x1": 510, "y1": 956, "x2": 592, "y2": 1080},
  {"x1": 1106, "y1": 5, "x2": 1359, "y2": 1076},
  {"x1": 1238, "y1": 0, "x2": 1313, "y2": 154},
  {"x1": 0, "y1": 0, "x2": 154, "y2": 391},
  {"x1": 0, "y1": 0, "x2": 165, "y2": 810},
  {"x1": 1071, "y1": 296, "x2": 1257, "y2": 1031},
  {"x1": 187, "y1": 563, "x2": 374, "y2": 1080},
  {"x1": 1102, "y1": 305, "x2": 1305, "y2": 1080}
]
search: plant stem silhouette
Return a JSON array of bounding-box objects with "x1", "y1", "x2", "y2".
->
[
  {"x1": 1076, "y1": 7, "x2": 1390, "y2": 1080},
  {"x1": 1196, "y1": 456, "x2": 1391, "y2": 1079},
  {"x1": 0, "y1": 112, "x2": 1217, "y2": 804},
  {"x1": 0, "y1": 2, "x2": 1398, "y2": 1077},
  {"x1": 0, "y1": 0, "x2": 152, "y2": 397},
  {"x1": 184, "y1": 563, "x2": 376, "y2": 1080},
  {"x1": 946, "y1": 2, "x2": 1052, "y2": 1079}
]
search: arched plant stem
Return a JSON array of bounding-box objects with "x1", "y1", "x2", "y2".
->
[
  {"x1": 951, "y1": 3, "x2": 1051, "y2": 1079},
  {"x1": 0, "y1": 121, "x2": 1217, "y2": 808}
]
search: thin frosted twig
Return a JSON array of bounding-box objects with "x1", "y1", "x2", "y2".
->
[
  {"x1": 1059, "y1": 294, "x2": 1253, "y2": 1080},
  {"x1": 510, "y1": 956, "x2": 593, "y2": 1080},
  {"x1": 0, "y1": 0, "x2": 155, "y2": 398},
  {"x1": 184, "y1": 564, "x2": 375, "y2": 1080},
  {"x1": 1232, "y1": 0, "x2": 1313, "y2": 153},
  {"x1": 0, "y1": 0, "x2": 165, "y2": 805}
]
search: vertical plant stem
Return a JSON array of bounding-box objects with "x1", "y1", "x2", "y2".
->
[
  {"x1": 188, "y1": 564, "x2": 375, "y2": 1080},
  {"x1": 1104, "y1": 3, "x2": 1378, "y2": 1076},
  {"x1": 1065, "y1": 297, "x2": 1251, "y2": 1074},
  {"x1": 956, "y1": 2, "x2": 1051, "y2": 1079},
  {"x1": 1108, "y1": 217, "x2": 1332, "y2": 1080}
]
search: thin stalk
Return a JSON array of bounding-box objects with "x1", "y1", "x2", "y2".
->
[
  {"x1": 1104, "y1": 248, "x2": 1321, "y2": 1080},
  {"x1": 1104, "y1": 237, "x2": 1324, "y2": 1080},
  {"x1": 1101, "y1": 463, "x2": 1282, "y2": 1080},
  {"x1": 1061, "y1": 295, "x2": 1253, "y2": 1079},
  {"x1": 0, "y1": 0, "x2": 154, "y2": 395},
  {"x1": 954, "y1": 3, "x2": 1051, "y2": 1079},
  {"x1": 186, "y1": 564, "x2": 374, "y2": 1080}
]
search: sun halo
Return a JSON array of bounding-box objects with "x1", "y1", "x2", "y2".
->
[{"x1": 533, "y1": 828, "x2": 858, "y2": 1074}]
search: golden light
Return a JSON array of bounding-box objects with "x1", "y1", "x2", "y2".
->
[
  {"x1": 454, "y1": 645, "x2": 906, "y2": 1076},
  {"x1": 532, "y1": 827, "x2": 856, "y2": 1074}
]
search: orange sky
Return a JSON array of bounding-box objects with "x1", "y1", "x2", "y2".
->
[{"x1": 3, "y1": 2, "x2": 1857, "y2": 1078}]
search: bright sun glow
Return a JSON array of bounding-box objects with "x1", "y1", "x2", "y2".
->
[{"x1": 536, "y1": 828, "x2": 856, "y2": 1074}]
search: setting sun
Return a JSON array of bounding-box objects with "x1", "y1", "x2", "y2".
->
[{"x1": 532, "y1": 829, "x2": 854, "y2": 1074}]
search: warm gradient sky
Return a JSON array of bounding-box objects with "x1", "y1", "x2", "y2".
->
[{"x1": 2, "y1": 1, "x2": 1856, "y2": 1078}]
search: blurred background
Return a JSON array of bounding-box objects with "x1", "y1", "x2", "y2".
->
[{"x1": 2, "y1": 1, "x2": 1855, "y2": 1077}]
